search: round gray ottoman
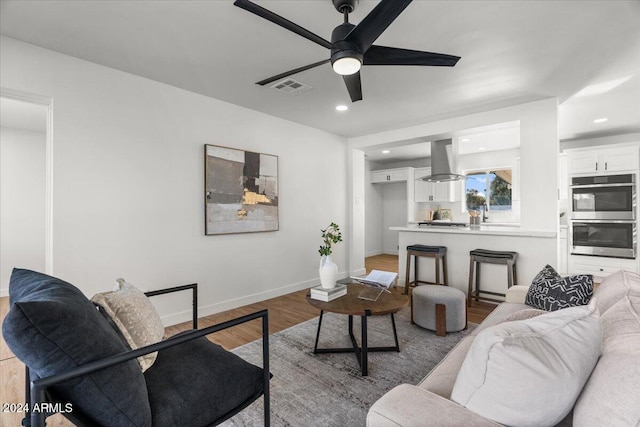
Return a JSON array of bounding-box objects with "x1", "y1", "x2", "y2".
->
[{"x1": 412, "y1": 285, "x2": 466, "y2": 336}]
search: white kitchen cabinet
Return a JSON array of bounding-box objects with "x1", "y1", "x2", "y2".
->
[
  {"x1": 371, "y1": 168, "x2": 409, "y2": 183},
  {"x1": 414, "y1": 167, "x2": 455, "y2": 202},
  {"x1": 601, "y1": 147, "x2": 639, "y2": 172},
  {"x1": 568, "y1": 146, "x2": 639, "y2": 175},
  {"x1": 568, "y1": 254, "x2": 638, "y2": 281}
]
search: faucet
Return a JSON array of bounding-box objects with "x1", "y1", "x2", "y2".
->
[{"x1": 482, "y1": 204, "x2": 489, "y2": 223}]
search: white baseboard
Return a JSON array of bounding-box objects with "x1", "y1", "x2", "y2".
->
[
  {"x1": 160, "y1": 272, "x2": 349, "y2": 327},
  {"x1": 350, "y1": 267, "x2": 367, "y2": 277},
  {"x1": 0, "y1": 287, "x2": 8, "y2": 297},
  {"x1": 365, "y1": 249, "x2": 383, "y2": 257}
]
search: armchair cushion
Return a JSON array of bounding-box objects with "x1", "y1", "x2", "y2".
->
[
  {"x1": 145, "y1": 333, "x2": 266, "y2": 427},
  {"x1": 1, "y1": 269, "x2": 151, "y2": 427}
]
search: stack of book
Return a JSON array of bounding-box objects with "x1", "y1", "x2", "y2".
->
[{"x1": 309, "y1": 283, "x2": 347, "y2": 302}]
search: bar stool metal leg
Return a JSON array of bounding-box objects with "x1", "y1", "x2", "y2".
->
[
  {"x1": 507, "y1": 260, "x2": 514, "y2": 289},
  {"x1": 442, "y1": 254, "x2": 449, "y2": 286},
  {"x1": 404, "y1": 251, "x2": 412, "y2": 295},
  {"x1": 467, "y1": 257, "x2": 475, "y2": 307},
  {"x1": 474, "y1": 261, "x2": 481, "y2": 302}
]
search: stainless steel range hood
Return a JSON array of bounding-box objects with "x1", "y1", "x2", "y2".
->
[{"x1": 422, "y1": 138, "x2": 464, "y2": 182}]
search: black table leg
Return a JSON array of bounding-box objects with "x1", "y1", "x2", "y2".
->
[
  {"x1": 313, "y1": 310, "x2": 324, "y2": 353},
  {"x1": 347, "y1": 315, "x2": 362, "y2": 367},
  {"x1": 312, "y1": 311, "x2": 401, "y2": 376},
  {"x1": 361, "y1": 312, "x2": 369, "y2": 376},
  {"x1": 391, "y1": 313, "x2": 400, "y2": 352}
]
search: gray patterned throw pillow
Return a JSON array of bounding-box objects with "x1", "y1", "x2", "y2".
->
[{"x1": 525, "y1": 265, "x2": 594, "y2": 311}]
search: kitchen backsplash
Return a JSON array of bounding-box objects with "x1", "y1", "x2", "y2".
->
[{"x1": 415, "y1": 201, "x2": 521, "y2": 224}]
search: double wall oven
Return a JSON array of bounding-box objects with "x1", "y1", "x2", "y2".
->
[{"x1": 570, "y1": 174, "x2": 636, "y2": 259}]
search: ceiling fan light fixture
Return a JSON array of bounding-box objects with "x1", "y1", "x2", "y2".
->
[{"x1": 332, "y1": 56, "x2": 362, "y2": 75}]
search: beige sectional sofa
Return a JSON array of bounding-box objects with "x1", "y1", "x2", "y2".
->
[{"x1": 367, "y1": 270, "x2": 640, "y2": 427}]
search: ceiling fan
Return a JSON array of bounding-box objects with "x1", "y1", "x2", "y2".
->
[{"x1": 233, "y1": 0, "x2": 460, "y2": 102}]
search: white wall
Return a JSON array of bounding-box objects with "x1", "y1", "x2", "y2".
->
[
  {"x1": 364, "y1": 159, "x2": 383, "y2": 257},
  {"x1": 0, "y1": 36, "x2": 348, "y2": 324},
  {"x1": 348, "y1": 149, "x2": 366, "y2": 276},
  {"x1": 0, "y1": 127, "x2": 46, "y2": 291},
  {"x1": 381, "y1": 183, "x2": 406, "y2": 255}
]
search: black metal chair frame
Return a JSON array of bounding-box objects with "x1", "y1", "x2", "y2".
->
[{"x1": 21, "y1": 283, "x2": 270, "y2": 427}]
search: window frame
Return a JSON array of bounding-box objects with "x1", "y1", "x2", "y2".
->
[{"x1": 462, "y1": 166, "x2": 513, "y2": 212}]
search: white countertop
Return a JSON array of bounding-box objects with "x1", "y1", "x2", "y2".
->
[{"x1": 391, "y1": 224, "x2": 556, "y2": 238}]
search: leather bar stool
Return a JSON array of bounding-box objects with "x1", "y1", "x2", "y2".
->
[
  {"x1": 467, "y1": 248, "x2": 518, "y2": 306},
  {"x1": 404, "y1": 245, "x2": 448, "y2": 295}
]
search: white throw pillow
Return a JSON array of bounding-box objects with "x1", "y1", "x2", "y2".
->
[
  {"x1": 451, "y1": 300, "x2": 601, "y2": 427},
  {"x1": 91, "y1": 278, "x2": 165, "y2": 372}
]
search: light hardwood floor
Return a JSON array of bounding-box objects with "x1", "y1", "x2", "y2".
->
[{"x1": 0, "y1": 255, "x2": 496, "y2": 426}]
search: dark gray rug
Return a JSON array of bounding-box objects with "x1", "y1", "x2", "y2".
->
[{"x1": 221, "y1": 307, "x2": 474, "y2": 427}]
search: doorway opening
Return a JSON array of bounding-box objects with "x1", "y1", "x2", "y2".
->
[{"x1": 0, "y1": 90, "x2": 52, "y2": 295}]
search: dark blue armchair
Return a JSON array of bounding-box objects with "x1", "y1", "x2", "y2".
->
[{"x1": 2, "y1": 269, "x2": 270, "y2": 427}]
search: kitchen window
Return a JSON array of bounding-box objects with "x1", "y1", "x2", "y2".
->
[{"x1": 465, "y1": 168, "x2": 512, "y2": 211}]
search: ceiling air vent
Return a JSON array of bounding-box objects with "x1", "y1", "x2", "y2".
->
[{"x1": 270, "y1": 78, "x2": 312, "y2": 96}]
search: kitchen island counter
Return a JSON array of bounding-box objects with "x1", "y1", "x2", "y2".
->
[
  {"x1": 393, "y1": 225, "x2": 557, "y2": 299},
  {"x1": 391, "y1": 225, "x2": 556, "y2": 238}
]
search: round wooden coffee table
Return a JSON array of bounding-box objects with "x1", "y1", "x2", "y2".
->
[{"x1": 306, "y1": 283, "x2": 408, "y2": 376}]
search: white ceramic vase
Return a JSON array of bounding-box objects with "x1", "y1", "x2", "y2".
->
[{"x1": 319, "y1": 255, "x2": 338, "y2": 289}]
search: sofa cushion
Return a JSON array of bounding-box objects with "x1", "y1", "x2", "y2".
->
[
  {"x1": 593, "y1": 269, "x2": 640, "y2": 314},
  {"x1": 418, "y1": 335, "x2": 475, "y2": 399},
  {"x1": 145, "y1": 333, "x2": 266, "y2": 427},
  {"x1": 501, "y1": 308, "x2": 547, "y2": 322},
  {"x1": 525, "y1": 268, "x2": 593, "y2": 311},
  {"x1": 91, "y1": 278, "x2": 165, "y2": 372},
  {"x1": 470, "y1": 302, "x2": 529, "y2": 336},
  {"x1": 368, "y1": 384, "x2": 501, "y2": 427},
  {"x1": 573, "y1": 295, "x2": 640, "y2": 426},
  {"x1": 451, "y1": 301, "x2": 601, "y2": 427},
  {"x1": 1, "y1": 269, "x2": 151, "y2": 426}
]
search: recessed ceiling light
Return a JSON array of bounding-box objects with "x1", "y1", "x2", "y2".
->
[
  {"x1": 382, "y1": 150, "x2": 390, "y2": 154},
  {"x1": 478, "y1": 147, "x2": 487, "y2": 151},
  {"x1": 335, "y1": 105, "x2": 348, "y2": 112},
  {"x1": 593, "y1": 117, "x2": 608, "y2": 123},
  {"x1": 461, "y1": 138, "x2": 470, "y2": 142}
]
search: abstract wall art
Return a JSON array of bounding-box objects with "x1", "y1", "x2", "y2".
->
[{"x1": 204, "y1": 144, "x2": 279, "y2": 235}]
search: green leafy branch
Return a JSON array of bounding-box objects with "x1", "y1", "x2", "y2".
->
[{"x1": 318, "y1": 222, "x2": 343, "y2": 257}]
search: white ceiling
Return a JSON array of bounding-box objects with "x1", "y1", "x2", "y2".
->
[
  {"x1": 364, "y1": 121, "x2": 521, "y2": 162},
  {"x1": 0, "y1": 0, "x2": 639, "y2": 140}
]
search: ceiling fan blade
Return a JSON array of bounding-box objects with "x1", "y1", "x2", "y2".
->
[
  {"x1": 343, "y1": 72, "x2": 363, "y2": 102},
  {"x1": 234, "y1": 0, "x2": 332, "y2": 49},
  {"x1": 364, "y1": 45, "x2": 460, "y2": 67},
  {"x1": 256, "y1": 59, "x2": 331, "y2": 86},
  {"x1": 345, "y1": 0, "x2": 413, "y2": 53}
]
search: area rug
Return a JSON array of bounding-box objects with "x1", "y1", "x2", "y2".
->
[{"x1": 221, "y1": 307, "x2": 475, "y2": 427}]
